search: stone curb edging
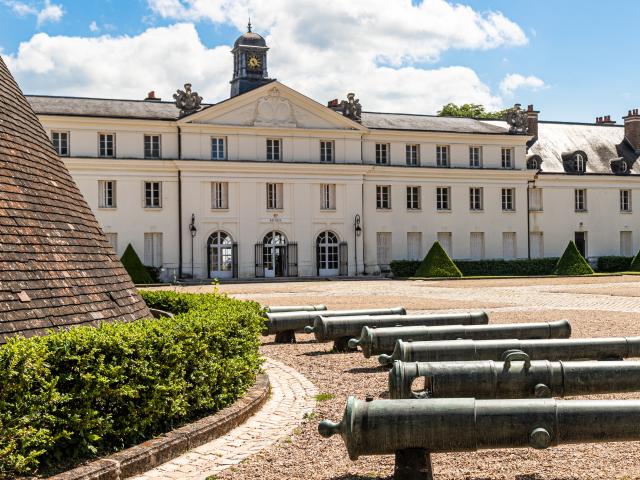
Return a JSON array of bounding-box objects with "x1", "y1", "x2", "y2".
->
[{"x1": 49, "y1": 374, "x2": 270, "y2": 480}]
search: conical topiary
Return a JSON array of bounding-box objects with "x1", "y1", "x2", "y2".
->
[
  {"x1": 414, "y1": 241, "x2": 463, "y2": 278},
  {"x1": 630, "y1": 248, "x2": 640, "y2": 272},
  {"x1": 121, "y1": 243, "x2": 153, "y2": 284},
  {"x1": 553, "y1": 241, "x2": 593, "y2": 275}
]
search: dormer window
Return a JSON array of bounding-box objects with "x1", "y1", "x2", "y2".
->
[
  {"x1": 611, "y1": 158, "x2": 629, "y2": 175},
  {"x1": 575, "y1": 153, "x2": 586, "y2": 173},
  {"x1": 526, "y1": 155, "x2": 541, "y2": 170}
]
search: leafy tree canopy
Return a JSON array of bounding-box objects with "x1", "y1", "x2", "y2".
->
[{"x1": 437, "y1": 103, "x2": 506, "y2": 120}]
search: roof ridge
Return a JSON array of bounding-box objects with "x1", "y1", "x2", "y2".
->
[{"x1": 26, "y1": 93, "x2": 214, "y2": 106}]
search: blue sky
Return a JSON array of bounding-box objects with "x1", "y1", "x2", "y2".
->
[{"x1": 0, "y1": 0, "x2": 637, "y2": 122}]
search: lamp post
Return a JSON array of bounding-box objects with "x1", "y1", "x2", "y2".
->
[
  {"x1": 354, "y1": 214, "x2": 362, "y2": 276},
  {"x1": 188, "y1": 213, "x2": 197, "y2": 279}
]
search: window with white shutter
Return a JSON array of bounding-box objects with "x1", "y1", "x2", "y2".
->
[
  {"x1": 376, "y1": 232, "x2": 392, "y2": 270},
  {"x1": 530, "y1": 232, "x2": 544, "y2": 259},
  {"x1": 144, "y1": 232, "x2": 163, "y2": 267},
  {"x1": 529, "y1": 188, "x2": 543, "y2": 211},
  {"x1": 211, "y1": 182, "x2": 229, "y2": 209},
  {"x1": 437, "y1": 232, "x2": 453, "y2": 257},
  {"x1": 621, "y1": 231, "x2": 633, "y2": 256},
  {"x1": 470, "y1": 232, "x2": 485, "y2": 260},
  {"x1": 320, "y1": 184, "x2": 336, "y2": 210},
  {"x1": 502, "y1": 232, "x2": 517, "y2": 260},
  {"x1": 407, "y1": 232, "x2": 422, "y2": 260}
]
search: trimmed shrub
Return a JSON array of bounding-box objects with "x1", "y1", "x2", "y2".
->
[
  {"x1": 0, "y1": 291, "x2": 263, "y2": 476},
  {"x1": 553, "y1": 241, "x2": 594, "y2": 275},
  {"x1": 414, "y1": 242, "x2": 463, "y2": 278},
  {"x1": 391, "y1": 258, "x2": 558, "y2": 278},
  {"x1": 631, "y1": 249, "x2": 640, "y2": 272},
  {"x1": 121, "y1": 243, "x2": 153, "y2": 284},
  {"x1": 597, "y1": 256, "x2": 633, "y2": 273}
]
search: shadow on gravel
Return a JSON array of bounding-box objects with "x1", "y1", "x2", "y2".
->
[
  {"x1": 346, "y1": 366, "x2": 388, "y2": 374},
  {"x1": 262, "y1": 340, "x2": 317, "y2": 345},
  {"x1": 468, "y1": 476, "x2": 577, "y2": 480},
  {"x1": 302, "y1": 350, "x2": 336, "y2": 356},
  {"x1": 330, "y1": 475, "x2": 393, "y2": 480}
]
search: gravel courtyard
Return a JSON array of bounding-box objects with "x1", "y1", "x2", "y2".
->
[{"x1": 155, "y1": 276, "x2": 640, "y2": 479}]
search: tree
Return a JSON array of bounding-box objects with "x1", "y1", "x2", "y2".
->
[
  {"x1": 553, "y1": 241, "x2": 593, "y2": 275},
  {"x1": 437, "y1": 103, "x2": 506, "y2": 120},
  {"x1": 121, "y1": 243, "x2": 153, "y2": 284},
  {"x1": 414, "y1": 242, "x2": 463, "y2": 278}
]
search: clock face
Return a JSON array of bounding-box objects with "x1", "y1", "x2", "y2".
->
[{"x1": 247, "y1": 55, "x2": 261, "y2": 70}]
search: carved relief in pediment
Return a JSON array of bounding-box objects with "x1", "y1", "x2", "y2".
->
[{"x1": 253, "y1": 88, "x2": 297, "y2": 127}]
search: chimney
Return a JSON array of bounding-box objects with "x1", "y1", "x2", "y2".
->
[
  {"x1": 144, "y1": 91, "x2": 161, "y2": 102},
  {"x1": 526, "y1": 104, "x2": 539, "y2": 139},
  {"x1": 623, "y1": 108, "x2": 640, "y2": 152},
  {"x1": 596, "y1": 115, "x2": 616, "y2": 125}
]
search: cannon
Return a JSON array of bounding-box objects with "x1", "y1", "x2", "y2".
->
[
  {"x1": 264, "y1": 307, "x2": 406, "y2": 343},
  {"x1": 378, "y1": 336, "x2": 640, "y2": 366},
  {"x1": 304, "y1": 311, "x2": 488, "y2": 351},
  {"x1": 389, "y1": 357, "x2": 640, "y2": 399},
  {"x1": 265, "y1": 304, "x2": 327, "y2": 314},
  {"x1": 350, "y1": 319, "x2": 571, "y2": 358},
  {"x1": 319, "y1": 396, "x2": 640, "y2": 479}
]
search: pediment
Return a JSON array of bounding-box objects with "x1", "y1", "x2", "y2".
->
[{"x1": 180, "y1": 82, "x2": 365, "y2": 131}]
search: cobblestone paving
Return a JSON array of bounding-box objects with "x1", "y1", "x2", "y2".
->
[{"x1": 130, "y1": 358, "x2": 317, "y2": 480}]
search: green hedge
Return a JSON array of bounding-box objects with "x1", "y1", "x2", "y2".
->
[
  {"x1": 0, "y1": 291, "x2": 263, "y2": 476},
  {"x1": 391, "y1": 258, "x2": 559, "y2": 277},
  {"x1": 414, "y1": 242, "x2": 462, "y2": 278},
  {"x1": 121, "y1": 243, "x2": 153, "y2": 284},
  {"x1": 597, "y1": 256, "x2": 633, "y2": 273}
]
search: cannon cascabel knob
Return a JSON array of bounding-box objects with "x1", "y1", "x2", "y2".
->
[
  {"x1": 529, "y1": 427, "x2": 551, "y2": 449},
  {"x1": 304, "y1": 326, "x2": 315, "y2": 334},
  {"x1": 348, "y1": 338, "x2": 360, "y2": 349},
  {"x1": 379, "y1": 354, "x2": 393, "y2": 365},
  {"x1": 318, "y1": 419, "x2": 342, "y2": 438}
]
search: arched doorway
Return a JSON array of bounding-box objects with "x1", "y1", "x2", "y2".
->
[
  {"x1": 263, "y1": 231, "x2": 287, "y2": 278},
  {"x1": 207, "y1": 231, "x2": 234, "y2": 279},
  {"x1": 317, "y1": 231, "x2": 339, "y2": 276}
]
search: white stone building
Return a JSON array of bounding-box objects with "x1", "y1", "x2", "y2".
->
[{"x1": 26, "y1": 28, "x2": 640, "y2": 280}]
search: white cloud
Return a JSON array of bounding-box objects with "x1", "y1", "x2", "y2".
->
[
  {"x1": 4, "y1": 1, "x2": 534, "y2": 113},
  {"x1": 89, "y1": 20, "x2": 99, "y2": 32},
  {"x1": 500, "y1": 73, "x2": 546, "y2": 96},
  {"x1": 2, "y1": 0, "x2": 64, "y2": 26}
]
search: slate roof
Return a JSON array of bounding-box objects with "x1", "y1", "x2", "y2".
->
[
  {"x1": 0, "y1": 56, "x2": 151, "y2": 343},
  {"x1": 361, "y1": 111, "x2": 511, "y2": 134},
  {"x1": 484, "y1": 119, "x2": 639, "y2": 174}
]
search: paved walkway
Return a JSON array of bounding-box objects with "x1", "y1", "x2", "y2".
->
[{"x1": 130, "y1": 358, "x2": 317, "y2": 480}]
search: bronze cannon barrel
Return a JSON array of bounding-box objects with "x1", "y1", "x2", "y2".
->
[
  {"x1": 351, "y1": 319, "x2": 571, "y2": 358},
  {"x1": 389, "y1": 358, "x2": 640, "y2": 399},
  {"x1": 305, "y1": 311, "x2": 488, "y2": 343},
  {"x1": 378, "y1": 336, "x2": 640, "y2": 366},
  {"x1": 265, "y1": 304, "x2": 327, "y2": 314},
  {"x1": 264, "y1": 307, "x2": 406, "y2": 335},
  {"x1": 319, "y1": 396, "x2": 640, "y2": 460}
]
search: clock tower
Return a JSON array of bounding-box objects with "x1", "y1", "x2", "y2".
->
[{"x1": 230, "y1": 22, "x2": 273, "y2": 97}]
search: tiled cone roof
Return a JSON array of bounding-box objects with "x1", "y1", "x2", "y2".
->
[{"x1": 0, "y1": 56, "x2": 150, "y2": 343}]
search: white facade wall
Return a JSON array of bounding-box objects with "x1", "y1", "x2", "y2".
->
[{"x1": 37, "y1": 83, "x2": 640, "y2": 280}]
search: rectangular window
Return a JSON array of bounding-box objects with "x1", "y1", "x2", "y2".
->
[
  {"x1": 469, "y1": 146, "x2": 482, "y2": 168},
  {"x1": 529, "y1": 188, "x2": 543, "y2": 211},
  {"x1": 320, "y1": 184, "x2": 336, "y2": 210},
  {"x1": 267, "y1": 138, "x2": 282, "y2": 161},
  {"x1": 211, "y1": 137, "x2": 226, "y2": 160},
  {"x1": 621, "y1": 231, "x2": 633, "y2": 256},
  {"x1": 320, "y1": 140, "x2": 334, "y2": 163},
  {"x1": 406, "y1": 144, "x2": 419, "y2": 166},
  {"x1": 52, "y1": 131, "x2": 69, "y2": 156},
  {"x1": 376, "y1": 185, "x2": 391, "y2": 209},
  {"x1": 266, "y1": 183, "x2": 283, "y2": 209},
  {"x1": 501, "y1": 148, "x2": 513, "y2": 169},
  {"x1": 436, "y1": 145, "x2": 449, "y2": 167},
  {"x1": 144, "y1": 135, "x2": 161, "y2": 159},
  {"x1": 530, "y1": 232, "x2": 544, "y2": 259},
  {"x1": 502, "y1": 188, "x2": 515, "y2": 211},
  {"x1": 144, "y1": 181, "x2": 162, "y2": 208},
  {"x1": 407, "y1": 232, "x2": 422, "y2": 261},
  {"x1": 620, "y1": 189, "x2": 632, "y2": 212},
  {"x1": 575, "y1": 189, "x2": 587, "y2": 212},
  {"x1": 436, "y1": 187, "x2": 450, "y2": 211},
  {"x1": 211, "y1": 182, "x2": 229, "y2": 209},
  {"x1": 99, "y1": 133, "x2": 115, "y2": 158},
  {"x1": 470, "y1": 232, "x2": 485, "y2": 260},
  {"x1": 375, "y1": 143, "x2": 389, "y2": 165},
  {"x1": 105, "y1": 232, "x2": 118, "y2": 253},
  {"x1": 406, "y1": 186, "x2": 421, "y2": 210},
  {"x1": 376, "y1": 232, "x2": 392, "y2": 271},
  {"x1": 469, "y1": 187, "x2": 483, "y2": 211},
  {"x1": 98, "y1": 180, "x2": 116, "y2": 208},
  {"x1": 503, "y1": 232, "x2": 517, "y2": 260},
  {"x1": 144, "y1": 232, "x2": 163, "y2": 267},
  {"x1": 437, "y1": 232, "x2": 453, "y2": 257}
]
